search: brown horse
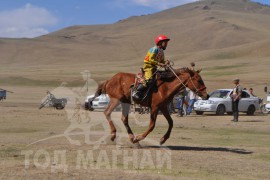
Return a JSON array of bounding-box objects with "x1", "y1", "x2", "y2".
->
[{"x1": 94, "y1": 67, "x2": 209, "y2": 145}]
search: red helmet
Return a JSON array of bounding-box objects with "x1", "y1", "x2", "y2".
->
[{"x1": 155, "y1": 34, "x2": 170, "y2": 45}]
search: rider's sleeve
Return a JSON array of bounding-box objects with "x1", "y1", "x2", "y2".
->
[{"x1": 143, "y1": 47, "x2": 159, "y2": 66}]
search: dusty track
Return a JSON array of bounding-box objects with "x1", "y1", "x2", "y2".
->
[{"x1": 1, "y1": 86, "x2": 270, "y2": 179}]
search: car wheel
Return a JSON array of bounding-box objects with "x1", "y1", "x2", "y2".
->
[
  {"x1": 247, "y1": 105, "x2": 255, "y2": 115},
  {"x1": 195, "y1": 111, "x2": 204, "y2": 115},
  {"x1": 216, "y1": 105, "x2": 225, "y2": 115},
  {"x1": 56, "y1": 105, "x2": 64, "y2": 110},
  {"x1": 84, "y1": 103, "x2": 89, "y2": 110}
]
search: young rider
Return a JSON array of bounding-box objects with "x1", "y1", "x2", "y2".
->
[{"x1": 133, "y1": 34, "x2": 170, "y2": 100}]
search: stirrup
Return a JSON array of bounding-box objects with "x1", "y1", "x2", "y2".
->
[{"x1": 132, "y1": 92, "x2": 142, "y2": 101}]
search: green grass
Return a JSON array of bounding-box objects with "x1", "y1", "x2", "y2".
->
[
  {"x1": 0, "y1": 147, "x2": 21, "y2": 158},
  {"x1": 0, "y1": 76, "x2": 61, "y2": 86},
  {"x1": 173, "y1": 127, "x2": 270, "y2": 148},
  {"x1": 253, "y1": 154, "x2": 270, "y2": 162},
  {"x1": 213, "y1": 52, "x2": 237, "y2": 60},
  {"x1": 203, "y1": 71, "x2": 240, "y2": 77},
  {"x1": 0, "y1": 76, "x2": 85, "y2": 87},
  {"x1": 206, "y1": 63, "x2": 248, "y2": 71},
  {"x1": 0, "y1": 128, "x2": 40, "y2": 133},
  {"x1": 202, "y1": 63, "x2": 248, "y2": 77}
]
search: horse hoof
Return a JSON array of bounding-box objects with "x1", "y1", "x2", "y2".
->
[
  {"x1": 133, "y1": 138, "x2": 139, "y2": 144},
  {"x1": 133, "y1": 135, "x2": 144, "y2": 144},
  {"x1": 111, "y1": 133, "x2": 116, "y2": 141},
  {"x1": 129, "y1": 134, "x2": 135, "y2": 143},
  {"x1": 160, "y1": 137, "x2": 167, "y2": 145}
]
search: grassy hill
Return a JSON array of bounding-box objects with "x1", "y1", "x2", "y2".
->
[{"x1": 0, "y1": 0, "x2": 270, "y2": 96}]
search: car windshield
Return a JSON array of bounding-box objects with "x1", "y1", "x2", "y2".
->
[{"x1": 210, "y1": 90, "x2": 230, "y2": 98}]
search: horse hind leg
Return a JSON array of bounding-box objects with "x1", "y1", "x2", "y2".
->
[
  {"x1": 104, "y1": 98, "x2": 120, "y2": 141},
  {"x1": 121, "y1": 103, "x2": 135, "y2": 143}
]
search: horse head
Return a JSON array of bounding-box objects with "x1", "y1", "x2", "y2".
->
[{"x1": 184, "y1": 67, "x2": 209, "y2": 100}]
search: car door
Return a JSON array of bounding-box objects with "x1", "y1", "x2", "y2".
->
[{"x1": 239, "y1": 91, "x2": 250, "y2": 111}]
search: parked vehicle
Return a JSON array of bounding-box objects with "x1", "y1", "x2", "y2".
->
[
  {"x1": 39, "y1": 91, "x2": 67, "y2": 110},
  {"x1": 0, "y1": 90, "x2": 6, "y2": 101},
  {"x1": 85, "y1": 94, "x2": 109, "y2": 111},
  {"x1": 85, "y1": 94, "x2": 95, "y2": 111},
  {"x1": 0, "y1": 88, "x2": 14, "y2": 101},
  {"x1": 85, "y1": 94, "x2": 122, "y2": 111},
  {"x1": 194, "y1": 89, "x2": 260, "y2": 115}
]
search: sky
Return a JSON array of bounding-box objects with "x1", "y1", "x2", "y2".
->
[{"x1": 0, "y1": 0, "x2": 269, "y2": 38}]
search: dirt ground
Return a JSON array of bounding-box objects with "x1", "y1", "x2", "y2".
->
[{"x1": 1, "y1": 86, "x2": 270, "y2": 180}]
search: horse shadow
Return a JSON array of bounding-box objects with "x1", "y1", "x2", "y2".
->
[{"x1": 145, "y1": 145, "x2": 253, "y2": 154}]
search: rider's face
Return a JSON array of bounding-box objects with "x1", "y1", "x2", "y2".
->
[{"x1": 161, "y1": 41, "x2": 168, "y2": 50}]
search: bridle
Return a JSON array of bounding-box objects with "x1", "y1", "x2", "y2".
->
[{"x1": 166, "y1": 65, "x2": 206, "y2": 96}]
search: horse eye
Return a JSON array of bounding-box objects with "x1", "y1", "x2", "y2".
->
[{"x1": 199, "y1": 79, "x2": 204, "y2": 85}]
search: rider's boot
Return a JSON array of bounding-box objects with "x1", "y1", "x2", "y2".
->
[{"x1": 133, "y1": 84, "x2": 146, "y2": 100}]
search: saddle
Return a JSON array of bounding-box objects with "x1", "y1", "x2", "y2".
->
[
  {"x1": 132, "y1": 68, "x2": 169, "y2": 101},
  {"x1": 134, "y1": 68, "x2": 146, "y2": 89},
  {"x1": 133, "y1": 68, "x2": 169, "y2": 89}
]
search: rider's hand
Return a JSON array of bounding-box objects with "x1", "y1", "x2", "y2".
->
[{"x1": 158, "y1": 62, "x2": 166, "y2": 67}]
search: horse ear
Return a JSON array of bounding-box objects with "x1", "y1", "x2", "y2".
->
[
  {"x1": 197, "y1": 68, "x2": 202, "y2": 73},
  {"x1": 186, "y1": 67, "x2": 195, "y2": 77}
]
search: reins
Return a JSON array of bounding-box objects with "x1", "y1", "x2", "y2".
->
[
  {"x1": 166, "y1": 65, "x2": 188, "y2": 89},
  {"x1": 166, "y1": 64, "x2": 203, "y2": 95}
]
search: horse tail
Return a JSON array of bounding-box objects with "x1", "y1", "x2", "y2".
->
[{"x1": 94, "y1": 80, "x2": 108, "y2": 98}]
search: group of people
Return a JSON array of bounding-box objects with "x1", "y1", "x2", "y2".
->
[{"x1": 168, "y1": 88, "x2": 198, "y2": 116}]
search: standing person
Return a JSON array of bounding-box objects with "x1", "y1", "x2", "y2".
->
[
  {"x1": 249, "y1": 88, "x2": 256, "y2": 96},
  {"x1": 132, "y1": 35, "x2": 170, "y2": 100},
  {"x1": 231, "y1": 78, "x2": 243, "y2": 122},
  {"x1": 168, "y1": 100, "x2": 176, "y2": 114},
  {"x1": 176, "y1": 88, "x2": 187, "y2": 117},
  {"x1": 187, "y1": 89, "x2": 197, "y2": 115}
]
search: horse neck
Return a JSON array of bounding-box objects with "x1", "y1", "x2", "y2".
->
[
  {"x1": 172, "y1": 72, "x2": 190, "y2": 92},
  {"x1": 161, "y1": 72, "x2": 190, "y2": 99}
]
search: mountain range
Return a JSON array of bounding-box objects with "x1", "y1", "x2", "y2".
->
[{"x1": 0, "y1": 0, "x2": 269, "y2": 94}]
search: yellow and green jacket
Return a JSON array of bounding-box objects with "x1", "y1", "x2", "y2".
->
[{"x1": 143, "y1": 46, "x2": 165, "y2": 67}]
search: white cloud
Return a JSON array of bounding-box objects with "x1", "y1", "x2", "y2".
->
[
  {"x1": 131, "y1": 0, "x2": 200, "y2": 10},
  {"x1": 0, "y1": 3, "x2": 58, "y2": 38}
]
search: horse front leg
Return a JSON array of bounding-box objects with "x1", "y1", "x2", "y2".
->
[
  {"x1": 133, "y1": 107, "x2": 158, "y2": 143},
  {"x1": 121, "y1": 103, "x2": 135, "y2": 143},
  {"x1": 159, "y1": 106, "x2": 173, "y2": 145}
]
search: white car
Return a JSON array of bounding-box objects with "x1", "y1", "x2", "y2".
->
[
  {"x1": 194, "y1": 89, "x2": 260, "y2": 115},
  {"x1": 84, "y1": 94, "x2": 110, "y2": 111},
  {"x1": 84, "y1": 94, "x2": 121, "y2": 111}
]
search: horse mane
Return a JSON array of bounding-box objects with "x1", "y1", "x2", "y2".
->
[{"x1": 159, "y1": 67, "x2": 194, "y2": 82}]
